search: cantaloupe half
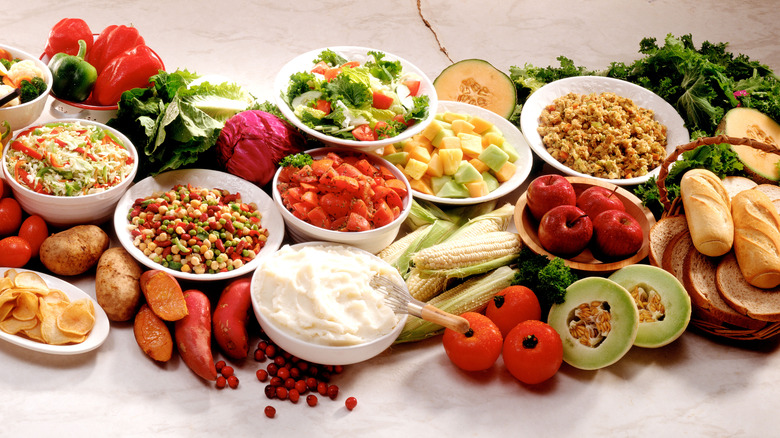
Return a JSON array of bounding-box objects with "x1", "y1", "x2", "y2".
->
[
  {"x1": 433, "y1": 59, "x2": 517, "y2": 119},
  {"x1": 717, "y1": 107, "x2": 780, "y2": 182}
]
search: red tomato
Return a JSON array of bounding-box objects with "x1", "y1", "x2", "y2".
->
[
  {"x1": 17, "y1": 215, "x2": 48, "y2": 258},
  {"x1": 345, "y1": 212, "x2": 370, "y2": 232},
  {"x1": 319, "y1": 193, "x2": 350, "y2": 218},
  {"x1": 311, "y1": 61, "x2": 329, "y2": 75},
  {"x1": 372, "y1": 91, "x2": 394, "y2": 110},
  {"x1": 485, "y1": 286, "x2": 542, "y2": 338},
  {"x1": 442, "y1": 312, "x2": 503, "y2": 372},
  {"x1": 314, "y1": 99, "x2": 332, "y2": 115},
  {"x1": 352, "y1": 124, "x2": 377, "y2": 141},
  {"x1": 402, "y1": 79, "x2": 421, "y2": 96},
  {"x1": 372, "y1": 201, "x2": 394, "y2": 228},
  {"x1": 0, "y1": 236, "x2": 32, "y2": 267},
  {"x1": 323, "y1": 67, "x2": 342, "y2": 81},
  {"x1": 503, "y1": 320, "x2": 563, "y2": 385},
  {"x1": 0, "y1": 197, "x2": 23, "y2": 236}
]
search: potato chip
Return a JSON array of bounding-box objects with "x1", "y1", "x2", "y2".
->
[
  {"x1": 3, "y1": 269, "x2": 17, "y2": 280},
  {"x1": 11, "y1": 291, "x2": 39, "y2": 321},
  {"x1": 40, "y1": 289, "x2": 70, "y2": 304},
  {"x1": 12, "y1": 271, "x2": 50, "y2": 291},
  {"x1": 57, "y1": 299, "x2": 95, "y2": 336},
  {"x1": 23, "y1": 323, "x2": 45, "y2": 342},
  {"x1": 0, "y1": 316, "x2": 38, "y2": 335},
  {"x1": 0, "y1": 277, "x2": 13, "y2": 292}
]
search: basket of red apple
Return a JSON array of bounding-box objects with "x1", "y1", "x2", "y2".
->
[{"x1": 514, "y1": 174, "x2": 657, "y2": 273}]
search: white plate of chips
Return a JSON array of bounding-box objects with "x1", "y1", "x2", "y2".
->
[{"x1": 0, "y1": 268, "x2": 110, "y2": 355}]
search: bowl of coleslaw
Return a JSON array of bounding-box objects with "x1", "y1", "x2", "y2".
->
[
  {"x1": 2, "y1": 118, "x2": 138, "y2": 227},
  {"x1": 274, "y1": 46, "x2": 438, "y2": 150}
]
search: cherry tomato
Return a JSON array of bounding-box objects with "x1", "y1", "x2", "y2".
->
[
  {"x1": 485, "y1": 286, "x2": 542, "y2": 338},
  {"x1": 0, "y1": 197, "x2": 22, "y2": 236},
  {"x1": 502, "y1": 320, "x2": 563, "y2": 385},
  {"x1": 442, "y1": 312, "x2": 503, "y2": 371},
  {"x1": 0, "y1": 236, "x2": 32, "y2": 268},
  {"x1": 17, "y1": 215, "x2": 48, "y2": 258}
]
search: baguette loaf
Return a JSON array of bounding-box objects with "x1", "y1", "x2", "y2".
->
[
  {"x1": 680, "y1": 168, "x2": 733, "y2": 257},
  {"x1": 731, "y1": 189, "x2": 780, "y2": 289}
]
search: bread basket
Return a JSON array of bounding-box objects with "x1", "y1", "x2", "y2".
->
[{"x1": 656, "y1": 135, "x2": 780, "y2": 340}]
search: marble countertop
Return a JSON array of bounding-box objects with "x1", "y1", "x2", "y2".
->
[{"x1": 4, "y1": 1, "x2": 780, "y2": 436}]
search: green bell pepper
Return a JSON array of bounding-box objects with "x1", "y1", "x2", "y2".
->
[{"x1": 48, "y1": 39, "x2": 97, "y2": 102}]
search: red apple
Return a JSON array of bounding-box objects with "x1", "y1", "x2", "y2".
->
[
  {"x1": 576, "y1": 186, "x2": 625, "y2": 219},
  {"x1": 526, "y1": 175, "x2": 577, "y2": 221},
  {"x1": 591, "y1": 210, "x2": 644, "y2": 258},
  {"x1": 537, "y1": 205, "x2": 593, "y2": 257}
]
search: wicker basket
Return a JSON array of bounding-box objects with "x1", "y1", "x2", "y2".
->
[{"x1": 656, "y1": 135, "x2": 780, "y2": 340}]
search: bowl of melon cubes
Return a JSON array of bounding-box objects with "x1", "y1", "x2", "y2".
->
[{"x1": 379, "y1": 101, "x2": 533, "y2": 205}]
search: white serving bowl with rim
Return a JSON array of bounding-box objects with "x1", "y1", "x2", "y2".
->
[
  {"x1": 520, "y1": 76, "x2": 690, "y2": 186},
  {"x1": 271, "y1": 147, "x2": 412, "y2": 254},
  {"x1": 0, "y1": 44, "x2": 53, "y2": 131},
  {"x1": 250, "y1": 241, "x2": 408, "y2": 365},
  {"x1": 1, "y1": 118, "x2": 138, "y2": 228},
  {"x1": 274, "y1": 46, "x2": 438, "y2": 150}
]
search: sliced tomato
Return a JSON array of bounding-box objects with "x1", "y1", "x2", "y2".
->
[
  {"x1": 291, "y1": 202, "x2": 313, "y2": 220},
  {"x1": 314, "y1": 99, "x2": 332, "y2": 114},
  {"x1": 372, "y1": 185, "x2": 393, "y2": 202},
  {"x1": 384, "y1": 178, "x2": 408, "y2": 199},
  {"x1": 310, "y1": 158, "x2": 334, "y2": 177},
  {"x1": 301, "y1": 190, "x2": 319, "y2": 207},
  {"x1": 352, "y1": 124, "x2": 377, "y2": 142},
  {"x1": 378, "y1": 164, "x2": 397, "y2": 180},
  {"x1": 325, "y1": 152, "x2": 344, "y2": 166},
  {"x1": 354, "y1": 159, "x2": 378, "y2": 178},
  {"x1": 346, "y1": 212, "x2": 371, "y2": 232},
  {"x1": 311, "y1": 61, "x2": 329, "y2": 75},
  {"x1": 333, "y1": 175, "x2": 359, "y2": 192},
  {"x1": 307, "y1": 206, "x2": 330, "y2": 229},
  {"x1": 373, "y1": 201, "x2": 395, "y2": 228},
  {"x1": 281, "y1": 186, "x2": 304, "y2": 204},
  {"x1": 372, "y1": 91, "x2": 394, "y2": 110},
  {"x1": 320, "y1": 192, "x2": 351, "y2": 218},
  {"x1": 291, "y1": 165, "x2": 317, "y2": 184},
  {"x1": 300, "y1": 182, "x2": 318, "y2": 192},
  {"x1": 341, "y1": 61, "x2": 361, "y2": 69},
  {"x1": 402, "y1": 79, "x2": 421, "y2": 96},
  {"x1": 330, "y1": 216, "x2": 348, "y2": 231},
  {"x1": 385, "y1": 188, "x2": 404, "y2": 211},
  {"x1": 336, "y1": 162, "x2": 363, "y2": 179},
  {"x1": 324, "y1": 67, "x2": 342, "y2": 81},
  {"x1": 350, "y1": 199, "x2": 368, "y2": 219}
]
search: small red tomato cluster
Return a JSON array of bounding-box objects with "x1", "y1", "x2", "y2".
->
[
  {"x1": 251, "y1": 333, "x2": 357, "y2": 418},
  {"x1": 442, "y1": 285, "x2": 564, "y2": 385},
  {"x1": 0, "y1": 180, "x2": 49, "y2": 267}
]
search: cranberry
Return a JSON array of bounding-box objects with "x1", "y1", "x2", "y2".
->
[
  {"x1": 317, "y1": 382, "x2": 328, "y2": 396},
  {"x1": 215, "y1": 376, "x2": 227, "y2": 389},
  {"x1": 345, "y1": 396, "x2": 358, "y2": 411},
  {"x1": 227, "y1": 375, "x2": 239, "y2": 389},
  {"x1": 295, "y1": 380, "x2": 308, "y2": 394},
  {"x1": 221, "y1": 366, "x2": 235, "y2": 378},
  {"x1": 289, "y1": 388, "x2": 300, "y2": 404},
  {"x1": 306, "y1": 377, "x2": 318, "y2": 391},
  {"x1": 327, "y1": 384, "x2": 339, "y2": 400},
  {"x1": 215, "y1": 360, "x2": 226, "y2": 372},
  {"x1": 274, "y1": 355, "x2": 286, "y2": 367},
  {"x1": 306, "y1": 394, "x2": 318, "y2": 407},
  {"x1": 264, "y1": 385, "x2": 275, "y2": 399},
  {"x1": 266, "y1": 363, "x2": 279, "y2": 377},
  {"x1": 269, "y1": 376, "x2": 283, "y2": 387},
  {"x1": 265, "y1": 345, "x2": 277, "y2": 358},
  {"x1": 264, "y1": 406, "x2": 276, "y2": 418},
  {"x1": 256, "y1": 369, "x2": 269, "y2": 382},
  {"x1": 254, "y1": 349, "x2": 266, "y2": 362},
  {"x1": 276, "y1": 386, "x2": 288, "y2": 400},
  {"x1": 276, "y1": 367, "x2": 290, "y2": 380}
]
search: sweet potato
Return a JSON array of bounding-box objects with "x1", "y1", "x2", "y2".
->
[
  {"x1": 133, "y1": 304, "x2": 173, "y2": 362},
  {"x1": 175, "y1": 289, "x2": 217, "y2": 381},
  {"x1": 39, "y1": 225, "x2": 109, "y2": 276},
  {"x1": 95, "y1": 247, "x2": 143, "y2": 322},
  {"x1": 139, "y1": 270, "x2": 188, "y2": 321},
  {"x1": 213, "y1": 277, "x2": 252, "y2": 360}
]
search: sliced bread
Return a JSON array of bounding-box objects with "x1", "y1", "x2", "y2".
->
[
  {"x1": 682, "y1": 247, "x2": 767, "y2": 329},
  {"x1": 648, "y1": 215, "x2": 688, "y2": 268},
  {"x1": 715, "y1": 252, "x2": 780, "y2": 322},
  {"x1": 661, "y1": 230, "x2": 693, "y2": 281},
  {"x1": 721, "y1": 175, "x2": 758, "y2": 199}
]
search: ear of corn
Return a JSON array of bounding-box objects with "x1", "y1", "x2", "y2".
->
[
  {"x1": 442, "y1": 202, "x2": 514, "y2": 242},
  {"x1": 377, "y1": 224, "x2": 430, "y2": 263},
  {"x1": 412, "y1": 231, "x2": 522, "y2": 278},
  {"x1": 406, "y1": 267, "x2": 449, "y2": 301},
  {"x1": 395, "y1": 266, "x2": 518, "y2": 343}
]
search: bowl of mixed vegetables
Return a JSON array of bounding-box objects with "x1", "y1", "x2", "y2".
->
[
  {"x1": 2, "y1": 118, "x2": 137, "y2": 227},
  {"x1": 0, "y1": 44, "x2": 52, "y2": 131},
  {"x1": 274, "y1": 46, "x2": 437, "y2": 149},
  {"x1": 272, "y1": 148, "x2": 412, "y2": 254}
]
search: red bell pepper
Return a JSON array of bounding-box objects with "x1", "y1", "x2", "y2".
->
[
  {"x1": 91, "y1": 44, "x2": 164, "y2": 106},
  {"x1": 85, "y1": 24, "x2": 146, "y2": 74},
  {"x1": 43, "y1": 18, "x2": 93, "y2": 59}
]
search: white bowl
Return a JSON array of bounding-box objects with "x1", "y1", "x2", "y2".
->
[
  {"x1": 0, "y1": 44, "x2": 53, "y2": 131},
  {"x1": 411, "y1": 100, "x2": 534, "y2": 205},
  {"x1": 250, "y1": 241, "x2": 408, "y2": 365},
  {"x1": 1, "y1": 118, "x2": 137, "y2": 227},
  {"x1": 113, "y1": 168, "x2": 285, "y2": 282},
  {"x1": 274, "y1": 46, "x2": 438, "y2": 150},
  {"x1": 520, "y1": 76, "x2": 690, "y2": 186},
  {"x1": 272, "y1": 147, "x2": 412, "y2": 254}
]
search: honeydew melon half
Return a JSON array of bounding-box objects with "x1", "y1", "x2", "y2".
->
[
  {"x1": 608, "y1": 264, "x2": 692, "y2": 348},
  {"x1": 548, "y1": 277, "x2": 639, "y2": 370}
]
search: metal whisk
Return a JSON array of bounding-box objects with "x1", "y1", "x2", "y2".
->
[{"x1": 370, "y1": 274, "x2": 470, "y2": 334}]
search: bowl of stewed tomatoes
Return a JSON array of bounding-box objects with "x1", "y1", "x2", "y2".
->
[{"x1": 272, "y1": 147, "x2": 412, "y2": 254}]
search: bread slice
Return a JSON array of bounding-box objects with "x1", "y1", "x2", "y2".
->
[
  {"x1": 721, "y1": 175, "x2": 758, "y2": 199},
  {"x1": 755, "y1": 184, "x2": 780, "y2": 214},
  {"x1": 715, "y1": 252, "x2": 780, "y2": 322},
  {"x1": 661, "y1": 230, "x2": 693, "y2": 281},
  {"x1": 648, "y1": 215, "x2": 688, "y2": 268},
  {"x1": 682, "y1": 248, "x2": 766, "y2": 329}
]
